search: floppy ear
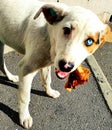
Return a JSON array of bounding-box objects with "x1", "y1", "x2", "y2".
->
[
  {"x1": 99, "y1": 25, "x2": 112, "y2": 47},
  {"x1": 34, "y1": 4, "x2": 67, "y2": 25},
  {"x1": 104, "y1": 25, "x2": 112, "y2": 43},
  {"x1": 98, "y1": 12, "x2": 112, "y2": 24},
  {"x1": 97, "y1": 12, "x2": 112, "y2": 43}
]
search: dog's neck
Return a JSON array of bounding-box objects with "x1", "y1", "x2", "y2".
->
[{"x1": 46, "y1": 24, "x2": 56, "y2": 63}]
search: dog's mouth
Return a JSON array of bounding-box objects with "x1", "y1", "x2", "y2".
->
[{"x1": 55, "y1": 68, "x2": 70, "y2": 79}]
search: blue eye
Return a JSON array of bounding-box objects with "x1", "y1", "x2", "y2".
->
[{"x1": 85, "y1": 38, "x2": 94, "y2": 46}]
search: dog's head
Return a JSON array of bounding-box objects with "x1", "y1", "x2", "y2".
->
[{"x1": 34, "y1": 4, "x2": 111, "y2": 79}]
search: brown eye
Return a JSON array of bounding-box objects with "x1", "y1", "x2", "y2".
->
[{"x1": 63, "y1": 27, "x2": 71, "y2": 35}]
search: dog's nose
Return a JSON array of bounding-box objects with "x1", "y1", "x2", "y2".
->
[{"x1": 59, "y1": 59, "x2": 74, "y2": 72}]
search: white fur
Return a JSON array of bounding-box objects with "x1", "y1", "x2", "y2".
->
[{"x1": 0, "y1": 0, "x2": 107, "y2": 128}]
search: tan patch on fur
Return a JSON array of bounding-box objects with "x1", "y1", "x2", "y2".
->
[{"x1": 104, "y1": 25, "x2": 112, "y2": 42}]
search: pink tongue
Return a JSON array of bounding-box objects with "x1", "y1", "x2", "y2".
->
[{"x1": 55, "y1": 69, "x2": 69, "y2": 79}]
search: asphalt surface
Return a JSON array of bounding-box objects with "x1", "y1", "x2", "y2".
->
[
  {"x1": 0, "y1": 0, "x2": 112, "y2": 129},
  {"x1": 0, "y1": 49, "x2": 112, "y2": 130},
  {"x1": 94, "y1": 42, "x2": 112, "y2": 86}
]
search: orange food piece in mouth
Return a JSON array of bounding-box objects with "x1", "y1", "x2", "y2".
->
[{"x1": 64, "y1": 66, "x2": 90, "y2": 92}]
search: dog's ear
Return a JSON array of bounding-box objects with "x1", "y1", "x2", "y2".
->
[
  {"x1": 104, "y1": 25, "x2": 112, "y2": 43},
  {"x1": 34, "y1": 4, "x2": 67, "y2": 24},
  {"x1": 99, "y1": 25, "x2": 112, "y2": 47},
  {"x1": 97, "y1": 12, "x2": 112, "y2": 43}
]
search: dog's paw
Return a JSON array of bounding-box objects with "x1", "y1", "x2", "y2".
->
[
  {"x1": 47, "y1": 89, "x2": 60, "y2": 98},
  {"x1": 20, "y1": 115, "x2": 33, "y2": 129},
  {"x1": 8, "y1": 74, "x2": 19, "y2": 82}
]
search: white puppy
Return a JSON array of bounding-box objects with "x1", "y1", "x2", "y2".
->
[{"x1": 0, "y1": 0, "x2": 110, "y2": 128}]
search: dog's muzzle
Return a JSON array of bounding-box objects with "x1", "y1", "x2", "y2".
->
[{"x1": 55, "y1": 59, "x2": 74, "y2": 79}]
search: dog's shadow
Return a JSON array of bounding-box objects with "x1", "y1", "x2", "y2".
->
[
  {"x1": 0, "y1": 75, "x2": 50, "y2": 126},
  {"x1": 0, "y1": 76, "x2": 49, "y2": 97},
  {"x1": 0, "y1": 102, "x2": 20, "y2": 126}
]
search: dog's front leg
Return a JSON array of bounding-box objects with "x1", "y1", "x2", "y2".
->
[
  {"x1": 18, "y1": 65, "x2": 37, "y2": 129},
  {"x1": 40, "y1": 66, "x2": 60, "y2": 98}
]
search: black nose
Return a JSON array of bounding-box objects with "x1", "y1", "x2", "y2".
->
[{"x1": 59, "y1": 59, "x2": 74, "y2": 72}]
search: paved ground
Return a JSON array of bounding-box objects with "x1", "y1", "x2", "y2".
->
[
  {"x1": 0, "y1": 49, "x2": 112, "y2": 130},
  {"x1": 0, "y1": 0, "x2": 112, "y2": 129},
  {"x1": 94, "y1": 42, "x2": 112, "y2": 86}
]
